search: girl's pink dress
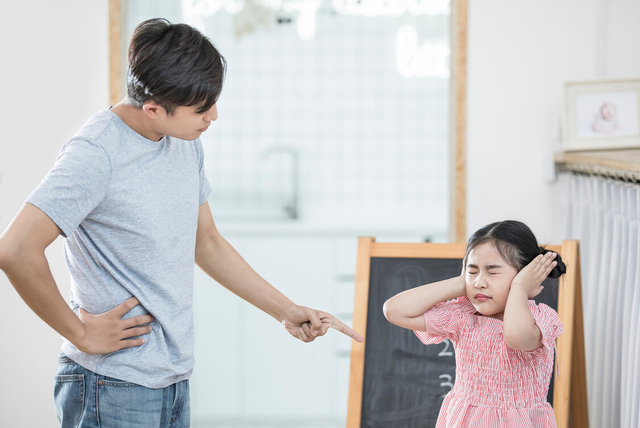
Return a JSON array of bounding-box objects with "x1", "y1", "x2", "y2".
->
[{"x1": 414, "y1": 296, "x2": 562, "y2": 428}]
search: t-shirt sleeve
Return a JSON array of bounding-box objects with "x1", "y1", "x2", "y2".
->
[
  {"x1": 414, "y1": 298, "x2": 471, "y2": 345},
  {"x1": 25, "y1": 138, "x2": 112, "y2": 238},
  {"x1": 530, "y1": 302, "x2": 563, "y2": 352},
  {"x1": 197, "y1": 139, "x2": 212, "y2": 205}
]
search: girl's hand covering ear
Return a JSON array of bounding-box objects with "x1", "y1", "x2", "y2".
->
[{"x1": 510, "y1": 252, "x2": 558, "y2": 299}]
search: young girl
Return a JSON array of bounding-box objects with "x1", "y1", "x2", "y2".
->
[{"x1": 383, "y1": 220, "x2": 566, "y2": 428}]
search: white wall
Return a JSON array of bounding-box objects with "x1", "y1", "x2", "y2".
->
[
  {"x1": 466, "y1": 5, "x2": 640, "y2": 422},
  {"x1": 0, "y1": 1, "x2": 108, "y2": 427},
  {"x1": 1, "y1": 0, "x2": 639, "y2": 426},
  {"x1": 467, "y1": 0, "x2": 640, "y2": 244}
]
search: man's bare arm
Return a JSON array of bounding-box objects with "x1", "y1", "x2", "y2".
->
[
  {"x1": 0, "y1": 203, "x2": 151, "y2": 353},
  {"x1": 194, "y1": 202, "x2": 363, "y2": 343}
]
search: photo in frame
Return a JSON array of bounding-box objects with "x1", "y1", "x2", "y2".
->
[{"x1": 563, "y1": 78, "x2": 640, "y2": 151}]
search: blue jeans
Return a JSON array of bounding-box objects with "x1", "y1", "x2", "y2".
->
[{"x1": 54, "y1": 352, "x2": 190, "y2": 428}]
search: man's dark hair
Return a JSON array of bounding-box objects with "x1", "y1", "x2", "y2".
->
[{"x1": 127, "y1": 18, "x2": 226, "y2": 115}]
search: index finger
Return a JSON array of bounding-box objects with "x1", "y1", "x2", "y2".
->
[{"x1": 319, "y1": 313, "x2": 364, "y2": 343}]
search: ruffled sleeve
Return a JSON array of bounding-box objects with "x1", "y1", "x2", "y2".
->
[
  {"x1": 414, "y1": 297, "x2": 475, "y2": 345},
  {"x1": 529, "y1": 302, "x2": 563, "y2": 353}
]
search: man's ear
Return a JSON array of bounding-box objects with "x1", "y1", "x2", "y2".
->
[{"x1": 142, "y1": 101, "x2": 165, "y2": 119}]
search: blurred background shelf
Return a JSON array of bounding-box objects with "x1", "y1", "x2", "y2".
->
[{"x1": 555, "y1": 149, "x2": 640, "y2": 181}]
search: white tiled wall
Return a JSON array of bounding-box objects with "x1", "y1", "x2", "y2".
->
[{"x1": 126, "y1": 1, "x2": 451, "y2": 232}]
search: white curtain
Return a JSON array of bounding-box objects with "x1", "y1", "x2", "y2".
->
[{"x1": 557, "y1": 172, "x2": 640, "y2": 428}]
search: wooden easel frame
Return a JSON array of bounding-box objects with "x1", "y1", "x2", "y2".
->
[{"x1": 347, "y1": 237, "x2": 589, "y2": 428}]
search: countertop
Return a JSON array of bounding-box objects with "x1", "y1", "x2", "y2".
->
[{"x1": 215, "y1": 218, "x2": 446, "y2": 240}]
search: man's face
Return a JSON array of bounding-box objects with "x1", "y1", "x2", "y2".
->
[{"x1": 156, "y1": 103, "x2": 218, "y2": 141}]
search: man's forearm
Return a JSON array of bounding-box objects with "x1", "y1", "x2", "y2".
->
[
  {"x1": 194, "y1": 232, "x2": 296, "y2": 321},
  {"x1": 1, "y1": 250, "x2": 85, "y2": 345}
]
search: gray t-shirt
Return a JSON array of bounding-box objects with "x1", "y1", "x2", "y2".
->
[{"x1": 27, "y1": 109, "x2": 212, "y2": 389}]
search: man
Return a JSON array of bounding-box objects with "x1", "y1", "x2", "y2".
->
[{"x1": 0, "y1": 18, "x2": 362, "y2": 427}]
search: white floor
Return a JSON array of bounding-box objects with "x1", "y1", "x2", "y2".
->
[{"x1": 192, "y1": 419, "x2": 343, "y2": 428}]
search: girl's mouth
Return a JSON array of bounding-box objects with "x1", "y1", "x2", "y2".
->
[{"x1": 474, "y1": 294, "x2": 491, "y2": 301}]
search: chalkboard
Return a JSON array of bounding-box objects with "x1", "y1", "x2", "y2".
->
[{"x1": 347, "y1": 239, "x2": 588, "y2": 428}]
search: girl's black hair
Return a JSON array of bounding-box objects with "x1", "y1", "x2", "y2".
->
[
  {"x1": 465, "y1": 220, "x2": 566, "y2": 278},
  {"x1": 126, "y1": 18, "x2": 227, "y2": 115}
]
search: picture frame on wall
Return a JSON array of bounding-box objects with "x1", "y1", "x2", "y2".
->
[{"x1": 563, "y1": 78, "x2": 640, "y2": 151}]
